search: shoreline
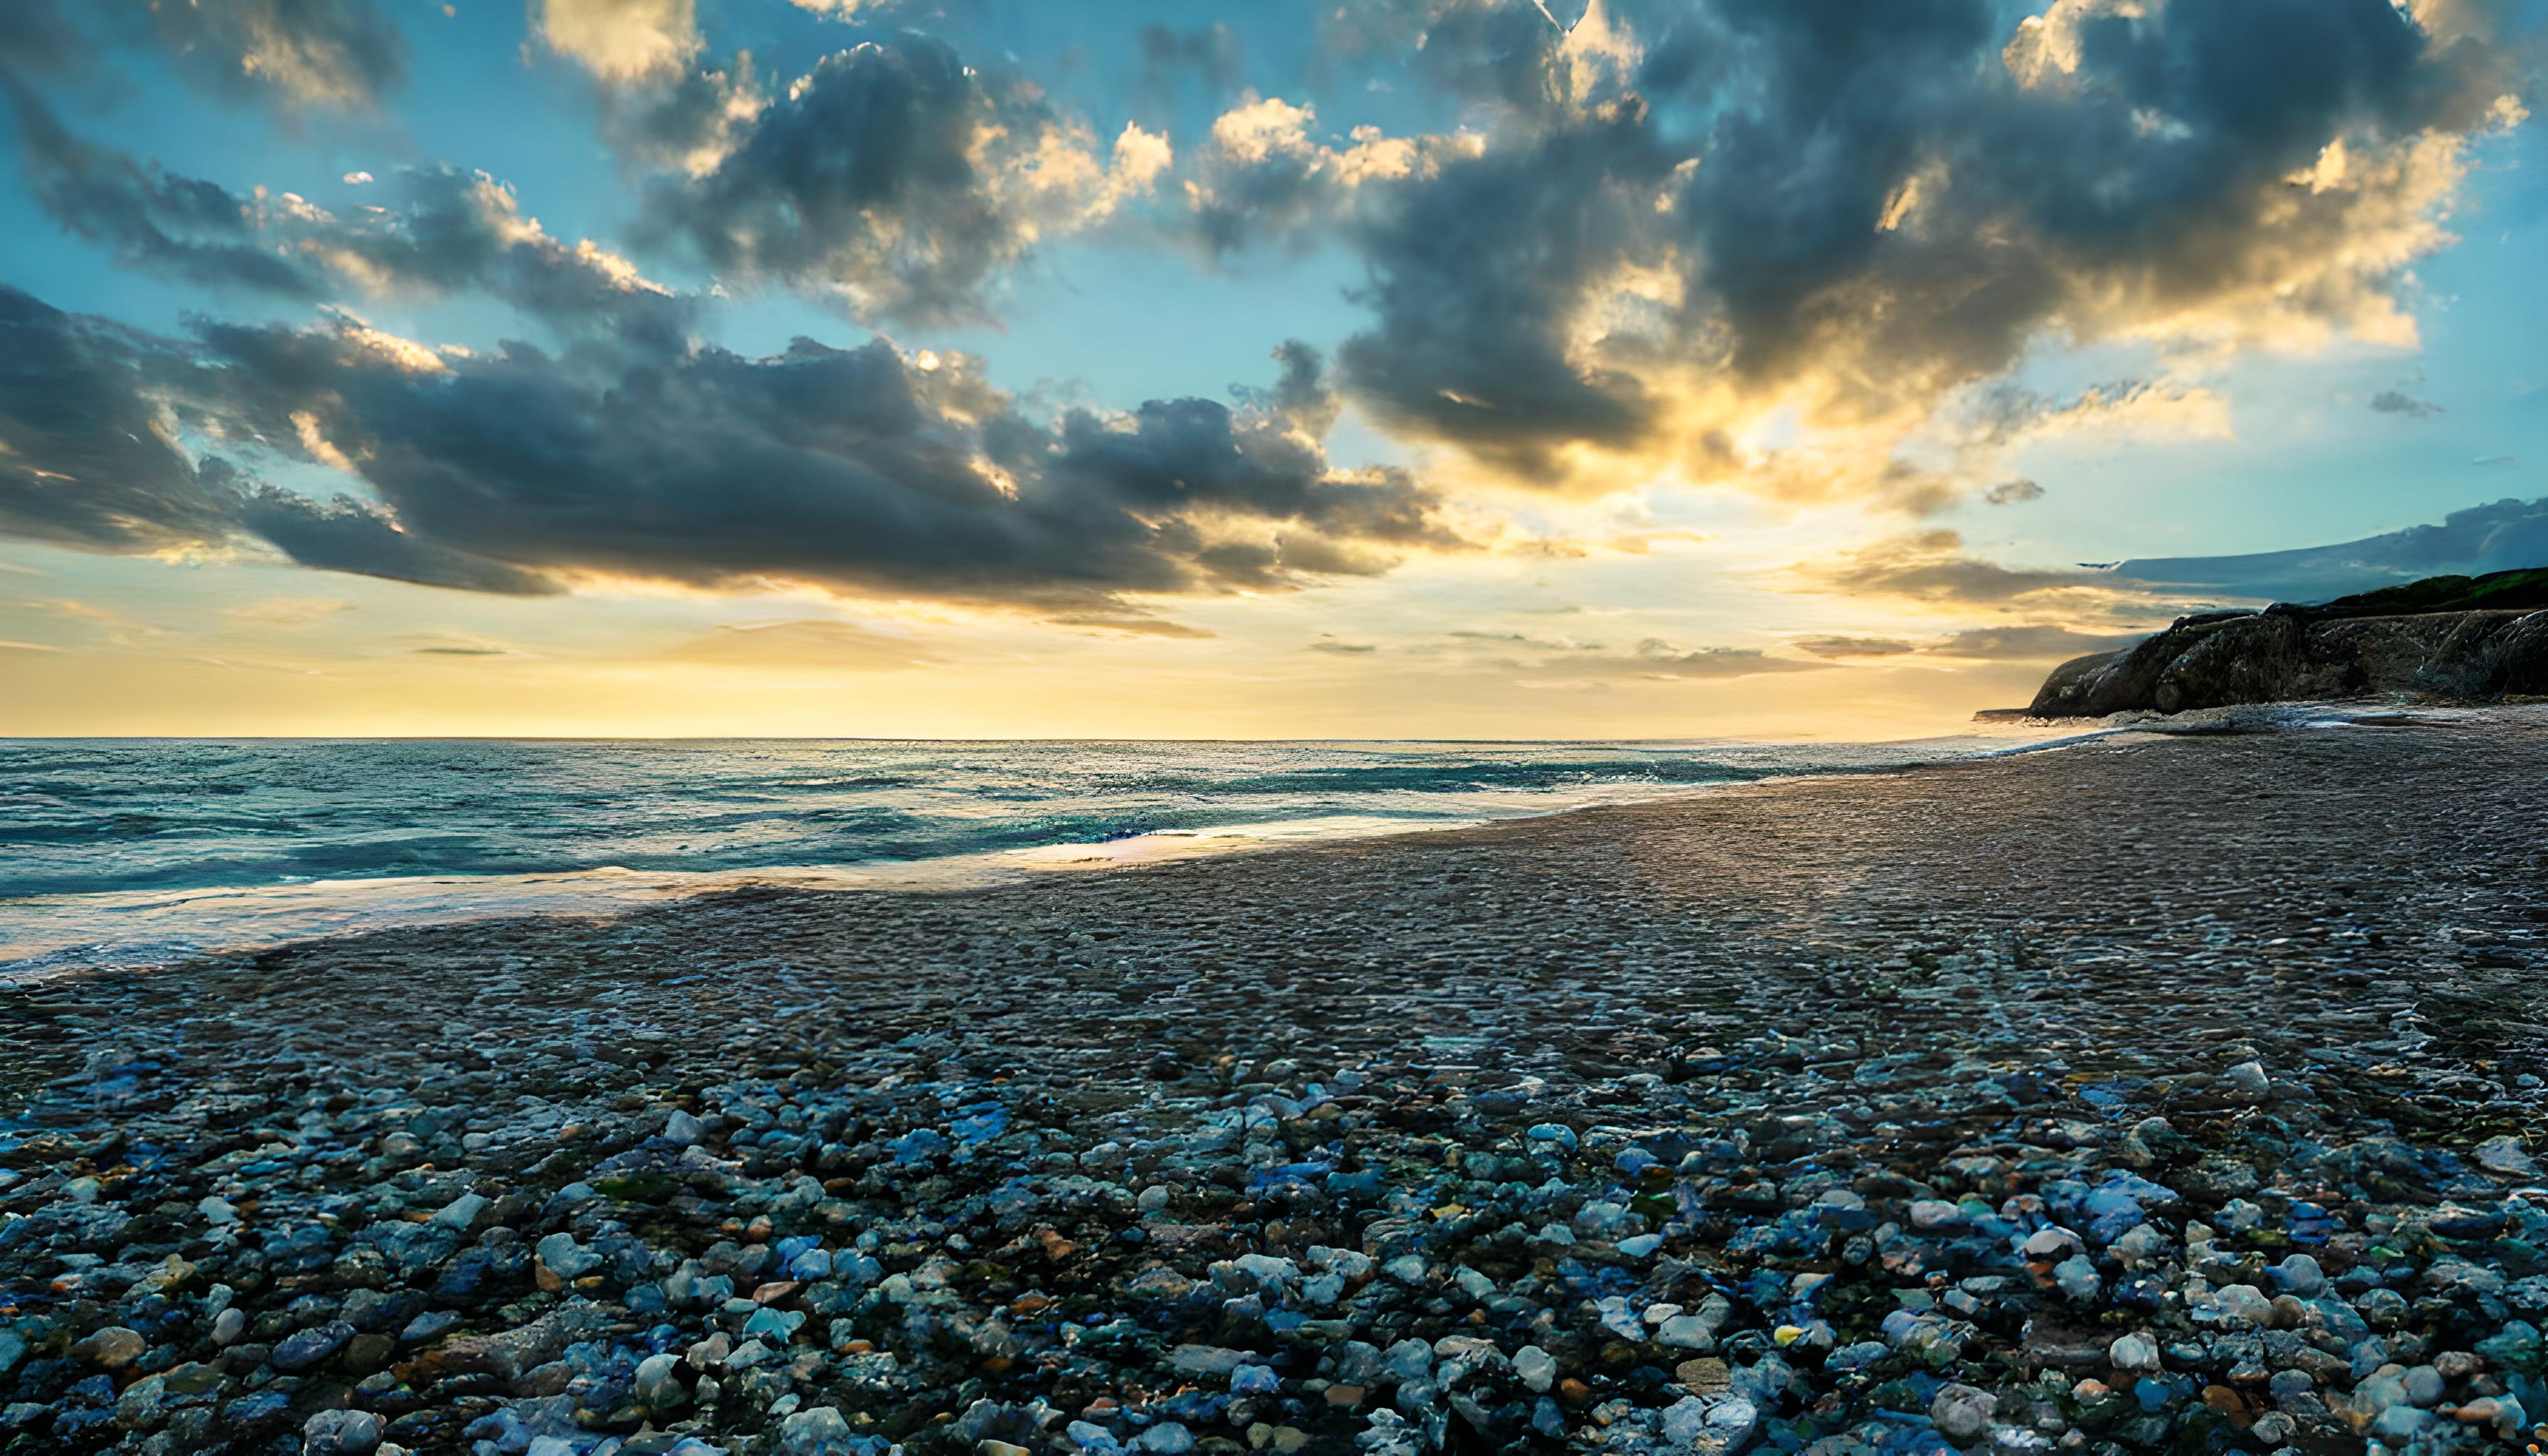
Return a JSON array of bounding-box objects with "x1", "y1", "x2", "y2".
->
[
  {"x1": 4, "y1": 709, "x2": 2544, "y2": 1455},
  {"x1": 0, "y1": 724, "x2": 2115, "y2": 987}
]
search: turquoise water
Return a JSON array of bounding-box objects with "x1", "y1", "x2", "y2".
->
[{"x1": 0, "y1": 733, "x2": 2080, "y2": 976}]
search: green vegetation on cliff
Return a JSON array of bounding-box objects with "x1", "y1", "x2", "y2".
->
[
  {"x1": 2028, "y1": 567, "x2": 2548, "y2": 717},
  {"x1": 2306, "y1": 566, "x2": 2548, "y2": 619}
]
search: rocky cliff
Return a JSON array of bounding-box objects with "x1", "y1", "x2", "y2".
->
[{"x1": 2028, "y1": 567, "x2": 2548, "y2": 717}]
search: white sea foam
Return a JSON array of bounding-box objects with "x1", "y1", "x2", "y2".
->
[{"x1": 0, "y1": 727, "x2": 2093, "y2": 980}]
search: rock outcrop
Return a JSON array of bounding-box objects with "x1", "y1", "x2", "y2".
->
[{"x1": 2029, "y1": 568, "x2": 2548, "y2": 717}]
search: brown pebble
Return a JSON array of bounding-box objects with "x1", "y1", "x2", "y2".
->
[
  {"x1": 73, "y1": 1327, "x2": 144, "y2": 1369},
  {"x1": 2202, "y1": 1385, "x2": 2255, "y2": 1428},
  {"x1": 346, "y1": 1332, "x2": 395, "y2": 1371},
  {"x1": 1676, "y1": 1357, "x2": 1733, "y2": 1395}
]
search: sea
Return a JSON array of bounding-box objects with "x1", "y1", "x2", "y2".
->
[{"x1": 0, "y1": 731, "x2": 2096, "y2": 980}]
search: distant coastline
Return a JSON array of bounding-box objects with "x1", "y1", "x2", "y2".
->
[{"x1": 2028, "y1": 567, "x2": 2548, "y2": 717}]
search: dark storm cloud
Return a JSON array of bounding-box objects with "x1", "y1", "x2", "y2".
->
[
  {"x1": 0, "y1": 285, "x2": 1466, "y2": 609},
  {"x1": 245, "y1": 327, "x2": 1462, "y2": 604},
  {"x1": 1334, "y1": 112, "x2": 1670, "y2": 474},
  {"x1": 601, "y1": 55, "x2": 759, "y2": 176},
  {"x1": 103, "y1": 0, "x2": 405, "y2": 112},
  {"x1": 2, "y1": 77, "x2": 321, "y2": 298},
  {"x1": 1403, "y1": 0, "x2": 1584, "y2": 118},
  {"x1": 4, "y1": 95, "x2": 690, "y2": 341},
  {"x1": 1187, "y1": 111, "x2": 1337, "y2": 255},
  {"x1": 1310, "y1": 0, "x2": 2529, "y2": 482},
  {"x1": 637, "y1": 36, "x2": 1150, "y2": 327},
  {"x1": 1259, "y1": 340, "x2": 1342, "y2": 439},
  {"x1": 314, "y1": 166, "x2": 696, "y2": 344},
  {"x1": 0, "y1": 288, "x2": 237, "y2": 554},
  {"x1": 233, "y1": 489, "x2": 562, "y2": 596},
  {"x1": 0, "y1": 289, "x2": 574, "y2": 594},
  {"x1": 1313, "y1": 0, "x2": 1585, "y2": 95},
  {"x1": 1048, "y1": 396, "x2": 1459, "y2": 572}
]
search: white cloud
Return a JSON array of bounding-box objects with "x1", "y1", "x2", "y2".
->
[{"x1": 537, "y1": 0, "x2": 700, "y2": 82}]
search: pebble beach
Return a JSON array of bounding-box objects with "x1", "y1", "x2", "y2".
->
[{"x1": 4, "y1": 710, "x2": 2546, "y2": 1456}]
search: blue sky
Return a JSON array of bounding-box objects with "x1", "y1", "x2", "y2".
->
[{"x1": 0, "y1": 0, "x2": 2542, "y2": 737}]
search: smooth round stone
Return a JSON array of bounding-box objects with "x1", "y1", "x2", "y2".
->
[
  {"x1": 72, "y1": 1327, "x2": 145, "y2": 1369},
  {"x1": 1930, "y1": 1383, "x2": 1998, "y2": 1445},
  {"x1": 775, "y1": 1405, "x2": 856, "y2": 1455},
  {"x1": 301, "y1": 1408, "x2": 384, "y2": 1456},
  {"x1": 272, "y1": 1320, "x2": 354, "y2": 1372},
  {"x1": 2268, "y1": 1253, "x2": 2325, "y2": 1297},
  {"x1": 2213, "y1": 1284, "x2": 2274, "y2": 1328}
]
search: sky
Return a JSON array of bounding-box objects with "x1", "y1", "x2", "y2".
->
[{"x1": 0, "y1": 0, "x2": 2542, "y2": 739}]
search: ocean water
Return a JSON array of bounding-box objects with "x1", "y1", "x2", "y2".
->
[{"x1": 0, "y1": 732, "x2": 2089, "y2": 978}]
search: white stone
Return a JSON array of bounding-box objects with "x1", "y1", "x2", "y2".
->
[{"x1": 1514, "y1": 1345, "x2": 1556, "y2": 1393}]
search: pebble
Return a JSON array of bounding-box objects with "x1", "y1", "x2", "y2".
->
[
  {"x1": 2224, "y1": 1059, "x2": 2272, "y2": 1098},
  {"x1": 2109, "y1": 1333, "x2": 2162, "y2": 1374},
  {"x1": 774, "y1": 1405, "x2": 854, "y2": 1454},
  {"x1": 2052, "y1": 1253, "x2": 2102, "y2": 1300},
  {"x1": 1514, "y1": 1345, "x2": 1556, "y2": 1393},
  {"x1": 2269, "y1": 1252, "x2": 2326, "y2": 1297},
  {"x1": 1931, "y1": 1382, "x2": 1998, "y2": 1445},
  {"x1": 300, "y1": 1408, "x2": 383, "y2": 1456},
  {"x1": 272, "y1": 1321, "x2": 353, "y2": 1373},
  {"x1": 70, "y1": 1327, "x2": 144, "y2": 1369},
  {"x1": 4, "y1": 718, "x2": 2547, "y2": 1456},
  {"x1": 2476, "y1": 1135, "x2": 2540, "y2": 1176}
]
